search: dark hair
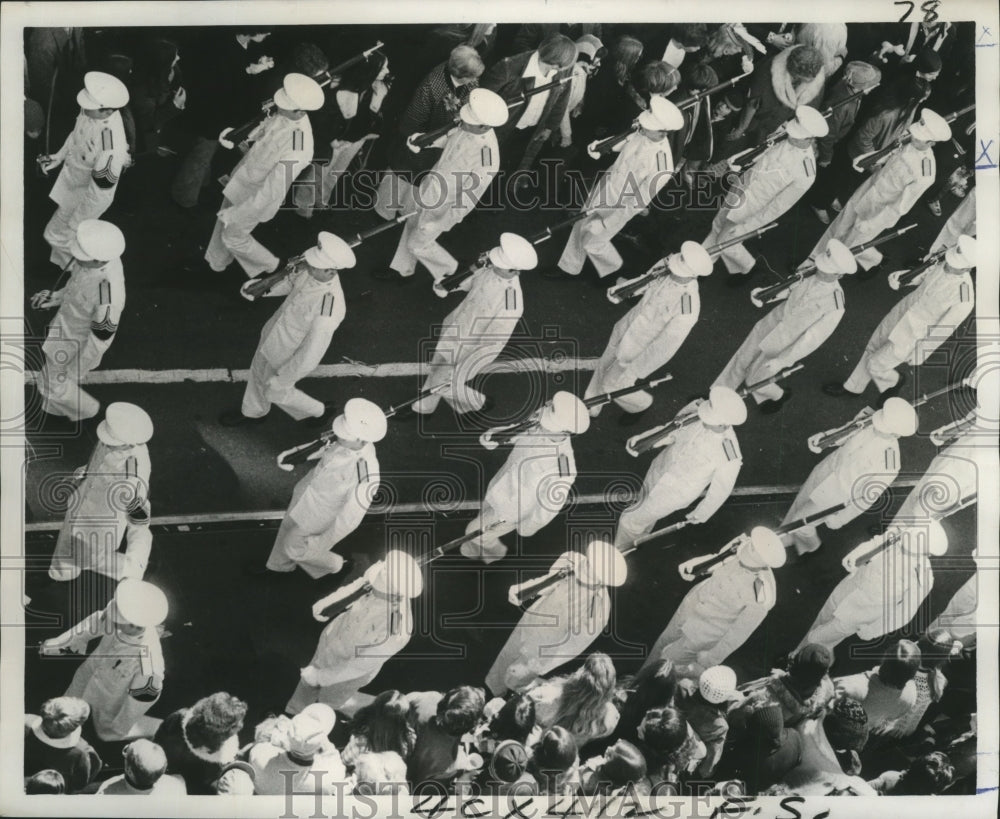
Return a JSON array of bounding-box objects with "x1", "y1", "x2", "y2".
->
[
  {"x1": 638, "y1": 707, "x2": 688, "y2": 756},
  {"x1": 686, "y1": 63, "x2": 719, "y2": 92},
  {"x1": 878, "y1": 640, "x2": 921, "y2": 689},
  {"x1": 134, "y1": 39, "x2": 179, "y2": 98},
  {"x1": 673, "y1": 24, "x2": 709, "y2": 49},
  {"x1": 611, "y1": 35, "x2": 644, "y2": 85},
  {"x1": 528, "y1": 726, "x2": 578, "y2": 791},
  {"x1": 292, "y1": 42, "x2": 330, "y2": 78},
  {"x1": 636, "y1": 61, "x2": 680, "y2": 98},
  {"x1": 786, "y1": 45, "x2": 823, "y2": 82},
  {"x1": 617, "y1": 660, "x2": 678, "y2": 739},
  {"x1": 25, "y1": 770, "x2": 65, "y2": 794},
  {"x1": 898, "y1": 751, "x2": 955, "y2": 794},
  {"x1": 340, "y1": 52, "x2": 388, "y2": 94},
  {"x1": 597, "y1": 740, "x2": 647, "y2": 790},
  {"x1": 490, "y1": 693, "x2": 536, "y2": 744},
  {"x1": 537, "y1": 34, "x2": 578, "y2": 70},
  {"x1": 351, "y1": 690, "x2": 417, "y2": 759},
  {"x1": 184, "y1": 693, "x2": 248, "y2": 753},
  {"x1": 437, "y1": 686, "x2": 486, "y2": 737}
]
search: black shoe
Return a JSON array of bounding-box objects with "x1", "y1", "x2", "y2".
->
[
  {"x1": 301, "y1": 402, "x2": 338, "y2": 428},
  {"x1": 219, "y1": 409, "x2": 268, "y2": 426},
  {"x1": 758, "y1": 390, "x2": 792, "y2": 414},
  {"x1": 822, "y1": 381, "x2": 849, "y2": 397},
  {"x1": 618, "y1": 410, "x2": 648, "y2": 427}
]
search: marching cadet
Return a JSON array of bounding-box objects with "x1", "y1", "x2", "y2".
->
[
  {"x1": 39, "y1": 71, "x2": 130, "y2": 268},
  {"x1": 264, "y1": 399, "x2": 387, "y2": 578},
  {"x1": 387, "y1": 88, "x2": 508, "y2": 284},
  {"x1": 557, "y1": 97, "x2": 684, "y2": 279},
  {"x1": 462, "y1": 391, "x2": 589, "y2": 564},
  {"x1": 638, "y1": 527, "x2": 786, "y2": 678},
  {"x1": 219, "y1": 232, "x2": 355, "y2": 426},
  {"x1": 929, "y1": 188, "x2": 975, "y2": 254},
  {"x1": 413, "y1": 232, "x2": 537, "y2": 416},
  {"x1": 798, "y1": 519, "x2": 948, "y2": 654},
  {"x1": 809, "y1": 108, "x2": 952, "y2": 271},
  {"x1": 48, "y1": 402, "x2": 153, "y2": 582},
  {"x1": 586, "y1": 241, "x2": 714, "y2": 417},
  {"x1": 205, "y1": 73, "x2": 324, "y2": 278},
  {"x1": 485, "y1": 540, "x2": 627, "y2": 696},
  {"x1": 781, "y1": 397, "x2": 917, "y2": 557},
  {"x1": 31, "y1": 219, "x2": 126, "y2": 421},
  {"x1": 287, "y1": 550, "x2": 422, "y2": 714},
  {"x1": 893, "y1": 429, "x2": 983, "y2": 524},
  {"x1": 614, "y1": 386, "x2": 746, "y2": 550},
  {"x1": 40, "y1": 579, "x2": 168, "y2": 742},
  {"x1": 824, "y1": 235, "x2": 976, "y2": 398},
  {"x1": 703, "y1": 105, "x2": 829, "y2": 277},
  {"x1": 713, "y1": 239, "x2": 857, "y2": 413}
]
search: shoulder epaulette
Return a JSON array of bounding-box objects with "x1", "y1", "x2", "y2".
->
[
  {"x1": 481, "y1": 146, "x2": 493, "y2": 166},
  {"x1": 803, "y1": 157, "x2": 815, "y2": 177},
  {"x1": 101, "y1": 128, "x2": 114, "y2": 151},
  {"x1": 722, "y1": 438, "x2": 740, "y2": 462},
  {"x1": 656, "y1": 151, "x2": 669, "y2": 173},
  {"x1": 833, "y1": 289, "x2": 845, "y2": 310},
  {"x1": 680, "y1": 293, "x2": 693, "y2": 315},
  {"x1": 885, "y1": 447, "x2": 897, "y2": 471},
  {"x1": 754, "y1": 576, "x2": 772, "y2": 605},
  {"x1": 125, "y1": 456, "x2": 138, "y2": 479},
  {"x1": 921, "y1": 157, "x2": 933, "y2": 177},
  {"x1": 98, "y1": 280, "x2": 112, "y2": 305},
  {"x1": 356, "y1": 459, "x2": 370, "y2": 483},
  {"x1": 557, "y1": 453, "x2": 571, "y2": 477},
  {"x1": 292, "y1": 129, "x2": 304, "y2": 151},
  {"x1": 505, "y1": 288, "x2": 518, "y2": 311},
  {"x1": 320, "y1": 293, "x2": 335, "y2": 317},
  {"x1": 959, "y1": 282, "x2": 972, "y2": 303}
]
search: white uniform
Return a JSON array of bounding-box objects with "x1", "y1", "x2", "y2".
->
[
  {"x1": 812, "y1": 142, "x2": 936, "y2": 270},
  {"x1": 843, "y1": 261, "x2": 974, "y2": 394},
  {"x1": 799, "y1": 539, "x2": 935, "y2": 652},
  {"x1": 615, "y1": 406, "x2": 741, "y2": 549},
  {"x1": 485, "y1": 552, "x2": 609, "y2": 695},
  {"x1": 703, "y1": 139, "x2": 817, "y2": 274},
  {"x1": 715, "y1": 275, "x2": 845, "y2": 403},
  {"x1": 782, "y1": 425, "x2": 901, "y2": 554},
  {"x1": 464, "y1": 432, "x2": 577, "y2": 561},
  {"x1": 267, "y1": 440, "x2": 379, "y2": 578},
  {"x1": 49, "y1": 441, "x2": 151, "y2": 581},
  {"x1": 559, "y1": 131, "x2": 674, "y2": 277},
  {"x1": 928, "y1": 573, "x2": 977, "y2": 645},
  {"x1": 640, "y1": 555, "x2": 777, "y2": 677},
  {"x1": 414, "y1": 264, "x2": 522, "y2": 414},
  {"x1": 206, "y1": 113, "x2": 314, "y2": 277},
  {"x1": 242, "y1": 267, "x2": 346, "y2": 420},
  {"x1": 43, "y1": 111, "x2": 129, "y2": 266},
  {"x1": 892, "y1": 434, "x2": 981, "y2": 523},
  {"x1": 587, "y1": 272, "x2": 699, "y2": 414},
  {"x1": 930, "y1": 189, "x2": 975, "y2": 254},
  {"x1": 38, "y1": 257, "x2": 125, "y2": 421},
  {"x1": 390, "y1": 125, "x2": 499, "y2": 281},
  {"x1": 52, "y1": 605, "x2": 164, "y2": 742},
  {"x1": 286, "y1": 580, "x2": 413, "y2": 713}
]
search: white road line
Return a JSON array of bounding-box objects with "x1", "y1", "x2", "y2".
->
[
  {"x1": 21, "y1": 480, "x2": 921, "y2": 532},
  {"x1": 22, "y1": 356, "x2": 599, "y2": 386}
]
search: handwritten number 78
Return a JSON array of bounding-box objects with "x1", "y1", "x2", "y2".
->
[{"x1": 895, "y1": 0, "x2": 940, "y2": 23}]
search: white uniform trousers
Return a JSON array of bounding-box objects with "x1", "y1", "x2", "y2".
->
[
  {"x1": 460, "y1": 504, "x2": 517, "y2": 564},
  {"x1": 389, "y1": 216, "x2": 458, "y2": 282},
  {"x1": 205, "y1": 197, "x2": 281, "y2": 278},
  {"x1": 703, "y1": 211, "x2": 757, "y2": 275},
  {"x1": 242, "y1": 348, "x2": 325, "y2": 420},
  {"x1": 842, "y1": 342, "x2": 902, "y2": 394}
]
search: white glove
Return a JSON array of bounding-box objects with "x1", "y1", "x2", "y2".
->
[
  {"x1": 72, "y1": 466, "x2": 88, "y2": 481},
  {"x1": 173, "y1": 87, "x2": 187, "y2": 109},
  {"x1": 887, "y1": 270, "x2": 903, "y2": 290},
  {"x1": 586, "y1": 141, "x2": 600, "y2": 161},
  {"x1": 311, "y1": 599, "x2": 332, "y2": 623},
  {"x1": 507, "y1": 585, "x2": 521, "y2": 607},
  {"x1": 740, "y1": 55, "x2": 754, "y2": 74},
  {"x1": 406, "y1": 133, "x2": 423, "y2": 153},
  {"x1": 38, "y1": 155, "x2": 63, "y2": 173},
  {"x1": 30, "y1": 290, "x2": 62, "y2": 309},
  {"x1": 686, "y1": 510, "x2": 706, "y2": 525},
  {"x1": 369, "y1": 80, "x2": 389, "y2": 113},
  {"x1": 841, "y1": 552, "x2": 858, "y2": 573},
  {"x1": 218, "y1": 127, "x2": 236, "y2": 149},
  {"x1": 479, "y1": 432, "x2": 498, "y2": 451},
  {"x1": 245, "y1": 56, "x2": 275, "y2": 75}
]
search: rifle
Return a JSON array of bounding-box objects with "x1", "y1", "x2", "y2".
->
[
  {"x1": 510, "y1": 565, "x2": 574, "y2": 606},
  {"x1": 749, "y1": 223, "x2": 917, "y2": 308},
  {"x1": 412, "y1": 73, "x2": 574, "y2": 150},
  {"x1": 276, "y1": 382, "x2": 452, "y2": 470},
  {"x1": 436, "y1": 209, "x2": 593, "y2": 296},
  {"x1": 930, "y1": 411, "x2": 977, "y2": 448},
  {"x1": 854, "y1": 103, "x2": 976, "y2": 170},
  {"x1": 28, "y1": 259, "x2": 75, "y2": 310},
  {"x1": 888, "y1": 233, "x2": 976, "y2": 291},
  {"x1": 619, "y1": 519, "x2": 691, "y2": 557},
  {"x1": 221, "y1": 41, "x2": 385, "y2": 147},
  {"x1": 241, "y1": 211, "x2": 414, "y2": 301},
  {"x1": 480, "y1": 375, "x2": 673, "y2": 450},
  {"x1": 807, "y1": 379, "x2": 968, "y2": 453},
  {"x1": 606, "y1": 222, "x2": 779, "y2": 305},
  {"x1": 417, "y1": 520, "x2": 508, "y2": 567},
  {"x1": 625, "y1": 364, "x2": 803, "y2": 457}
]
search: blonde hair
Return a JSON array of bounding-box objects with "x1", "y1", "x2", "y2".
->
[{"x1": 547, "y1": 653, "x2": 617, "y2": 740}]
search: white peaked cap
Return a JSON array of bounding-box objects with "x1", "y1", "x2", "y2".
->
[
  {"x1": 872, "y1": 397, "x2": 918, "y2": 437},
  {"x1": 333, "y1": 398, "x2": 388, "y2": 443},
  {"x1": 71, "y1": 219, "x2": 126, "y2": 262},
  {"x1": 460, "y1": 88, "x2": 509, "y2": 127},
  {"x1": 114, "y1": 579, "x2": 168, "y2": 627},
  {"x1": 305, "y1": 232, "x2": 356, "y2": 269},
  {"x1": 369, "y1": 550, "x2": 423, "y2": 598},
  {"x1": 275, "y1": 73, "x2": 325, "y2": 111},
  {"x1": 945, "y1": 234, "x2": 976, "y2": 269},
  {"x1": 698, "y1": 386, "x2": 748, "y2": 427},
  {"x1": 785, "y1": 105, "x2": 829, "y2": 139},
  {"x1": 77, "y1": 71, "x2": 129, "y2": 109},
  {"x1": 639, "y1": 95, "x2": 684, "y2": 132},
  {"x1": 909, "y1": 108, "x2": 951, "y2": 142},
  {"x1": 815, "y1": 239, "x2": 857, "y2": 275},
  {"x1": 742, "y1": 526, "x2": 786, "y2": 568},
  {"x1": 97, "y1": 402, "x2": 154, "y2": 446},
  {"x1": 287, "y1": 704, "x2": 336, "y2": 756},
  {"x1": 668, "y1": 241, "x2": 714, "y2": 278},
  {"x1": 489, "y1": 232, "x2": 538, "y2": 271},
  {"x1": 699, "y1": 665, "x2": 739, "y2": 703},
  {"x1": 539, "y1": 391, "x2": 590, "y2": 434},
  {"x1": 584, "y1": 540, "x2": 628, "y2": 586}
]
